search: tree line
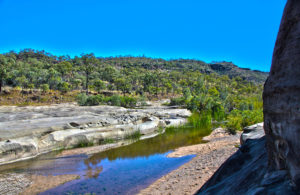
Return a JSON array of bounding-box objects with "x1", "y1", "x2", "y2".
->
[{"x1": 0, "y1": 49, "x2": 265, "y2": 132}]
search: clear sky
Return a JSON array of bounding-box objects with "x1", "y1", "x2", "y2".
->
[{"x1": 0, "y1": 0, "x2": 286, "y2": 71}]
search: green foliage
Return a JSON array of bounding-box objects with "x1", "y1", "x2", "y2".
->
[
  {"x1": 120, "y1": 96, "x2": 137, "y2": 108},
  {"x1": 109, "y1": 95, "x2": 121, "y2": 106},
  {"x1": 76, "y1": 93, "x2": 88, "y2": 106},
  {"x1": 225, "y1": 109, "x2": 263, "y2": 134},
  {"x1": 93, "y1": 79, "x2": 106, "y2": 92},
  {"x1": 74, "y1": 141, "x2": 94, "y2": 148},
  {"x1": 40, "y1": 84, "x2": 50, "y2": 92},
  {"x1": 0, "y1": 49, "x2": 266, "y2": 128},
  {"x1": 85, "y1": 95, "x2": 104, "y2": 106},
  {"x1": 58, "y1": 82, "x2": 71, "y2": 93},
  {"x1": 188, "y1": 112, "x2": 212, "y2": 129},
  {"x1": 170, "y1": 97, "x2": 185, "y2": 106},
  {"x1": 27, "y1": 83, "x2": 35, "y2": 90},
  {"x1": 100, "y1": 138, "x2": 115, "y2": 144},
  {"x1": 124, "y1": 130, "x2": 141, "y2": 140},
  {"x1": 76, "y1": 94, "x2": 137, "y2": 108}
]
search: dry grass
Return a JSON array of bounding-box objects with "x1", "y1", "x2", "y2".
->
[{"x1": 0, "y1": 88, "x2": 78, "y2": 106}]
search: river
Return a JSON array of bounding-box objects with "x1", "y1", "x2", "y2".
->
[{"x1": 0, "y1": 126, "x2": 210, "y2": 195}]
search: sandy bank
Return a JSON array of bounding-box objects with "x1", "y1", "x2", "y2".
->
[{"x1": 138, "y1": 128, "x2": 241, "y2": 195}]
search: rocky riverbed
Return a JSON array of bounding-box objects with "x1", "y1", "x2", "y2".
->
[{"x1": 0, "y1": 102, "x2": 191, "y2": 165}]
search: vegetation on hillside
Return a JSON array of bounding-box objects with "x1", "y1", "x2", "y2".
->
[{"x1": 0, "y1": 49, "x2": 266, "y2": 132}]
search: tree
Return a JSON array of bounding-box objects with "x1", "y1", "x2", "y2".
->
[
  {"x1": 56, "y1": 61, "x2": 72, "y2": 81},
  {"x1": 16, "y1": 75, "x2": 28, "y2": 89},
  {"x1": 0, "y1": 55, "x2": 7, "y2": 93},
  {"x1": 80, "y1": 53, "x2": 97, "y2": 94},
  {"x1": 93, "y1": 79, "x2": 106, "y2": 93},
  {"x1": 40, "y1": 84, "x2": 50, "y2": 93},
  {"x1": 58, "y1": 82, "x2": 71, "y2": 93},
  {"x1": 115, "y1": 78, "x2": 131, "y2": 96}
]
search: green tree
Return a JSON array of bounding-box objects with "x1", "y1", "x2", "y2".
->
[
  {"x1": 56, "y1": 61, "x2": 72, "y2": 80},
  {"x1": 80, "y1": 53, "x2": 97, "y2": 94},
  {"x1": 93, "y1": 79, "x2": 106, "y2": 93},
  {"x1": 115, "y1": 78, "x2": 131, "y2": 96},
  {"x1": 40, "y1": 84, "x2": 50, "y2": 93},
  {"x1": 0, "y1": 55, "x2": 8, "y2": 93}
]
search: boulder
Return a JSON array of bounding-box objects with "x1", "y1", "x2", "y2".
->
[
  {"x1": 263, "y1": 0, "x2": 300, "y2": 187},
  {"x1": 196, "y1": 138, "x2": 297, "y2": 195},
  {"x1": 240, "y1": 123, "x2": 264, "y2": 145}
]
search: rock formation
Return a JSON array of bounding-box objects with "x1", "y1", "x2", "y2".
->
[
  {"x1": 263, "y1": 0, "x2": 300, "y2": 188},
  {"x1": 0, "y1": 102, "x2": 191, "y2": 165},
  {"x1": 197, "y1": 0, "x2": 300, "y2": 193}
]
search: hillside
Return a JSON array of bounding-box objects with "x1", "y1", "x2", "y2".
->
[
  {"x1": 97, "y1": 57, "x2": 268, "y2": 83},
  {"x1": 0, "y1": 50, "x2": 268, "y2": 89}
]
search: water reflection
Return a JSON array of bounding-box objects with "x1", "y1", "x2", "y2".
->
[
  {"x1": 84, "y1": 127, "x2": 209, "y2": 169},
  {"x1": 2, "y1": 126, "x2": 211, "y2": 194}
]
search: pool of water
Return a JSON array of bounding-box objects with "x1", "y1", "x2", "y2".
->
[{"x1": 1, "y1": 127, "x2": 211, "y2": 195}]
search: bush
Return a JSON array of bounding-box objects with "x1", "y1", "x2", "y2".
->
[
  {"x1": 170, "y1": 97, "x2": 185, "y2": 106},
  {"x1": 76, "y1": 93, "x2": 88, "y2": 106},
  {"x1": 76, "y1": 94, "x2": 137, "y2": 108},
  {"x1": 58, "y1": 82, "x2": 71, "y2": 93},
  {"x1": 86, "y1": 95, "x2": 104, "y2": 106},
  {"x1": 109, "y1": 95, "x2": 121, "y2": 106},
  {"x1": 120, "y1": 96, "x2": 137, "y2": 108},
  {"x1": 225, "y1": 109, "x2": 263, "y2": 134},
  {"x1": 40, "y1": 84, "x2": 49, "y2": 93},
  {"x1": 225, "y1": 115, "x2": 242, "y2": 134},
  {"x1": 27, "y1": 83, "x2": 35, "y2": 90}
]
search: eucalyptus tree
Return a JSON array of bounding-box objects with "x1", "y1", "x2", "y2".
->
[{"x1": 80, "y1": 53, "x2": 98, "y2": 94}]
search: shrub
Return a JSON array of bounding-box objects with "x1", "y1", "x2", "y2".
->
[
  {"x1": 109, "y1": 95, "x2": 121, "y2": 106},
  {"x1": 225, "y1": 115, "x2": 242, "y2": 134},
  {"x1": 170, "y1": 97, "x2": 185, "y2": 106},
  {"x1": 58, "y1": 82, "x2": 71, "y2": 93},
  {"x1": 120, "y1": 96, "x2": 137, "y2": 108},
  {"x1": 40, "y1": 84, "x2": 49, "y2": 93},
  {"x1": 27, "y1": 83, "x2": 35, "y2": 90},
  {"x1": 76, "y1": 93, "x2": 88, "y2": 106},
  {"x1": 85, "y1": 95, "x2": 104, "y2": 106}
]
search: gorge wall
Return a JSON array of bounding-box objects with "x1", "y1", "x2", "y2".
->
[{"x1": 197, "y1": 0, "x2": 300, "y2": 194}]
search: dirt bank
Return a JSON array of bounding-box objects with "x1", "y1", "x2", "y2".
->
[{"x1": 138, "y1": 128, "x2": 241, "y2": 195}]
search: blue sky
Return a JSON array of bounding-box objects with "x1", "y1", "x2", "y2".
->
[{"x1": 0, "y1": 0, "x2": 286, "y2": 71}]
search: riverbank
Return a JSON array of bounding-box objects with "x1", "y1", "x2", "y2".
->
[
  {"x1": 139, "y1": 128, "x2": 241, "y2": 195},
  {"x1": 0, "y1": 127, "x2": 241, "y2": 195},
  {"x1": 0, "y1": 101, "x2": 190, "y2": 165}
]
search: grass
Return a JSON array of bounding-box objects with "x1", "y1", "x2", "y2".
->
[
  {"x1": 157, "y1": 126, "x2": 164, "y2": 134},
  {"x1": 0, "y1": 88, "x2": 78, "y2": 106},
  {"x1": 99, "y1": 138, "x2": 115, "y2": 144},
  {"x1": 124, "y1": 130, "x2": 142, "y2": 140},
  {"x1": 74, "y1": 141, "x2": 94, "y2": 148}
]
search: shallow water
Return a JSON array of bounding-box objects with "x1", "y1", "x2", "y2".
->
[{"x1": 1, "y1": 127, "x2": 210, "y2": 195}]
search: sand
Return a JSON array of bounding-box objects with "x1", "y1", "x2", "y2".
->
[{"x1": 138, "y1": 128, "x2": 241, "y2": 195}]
